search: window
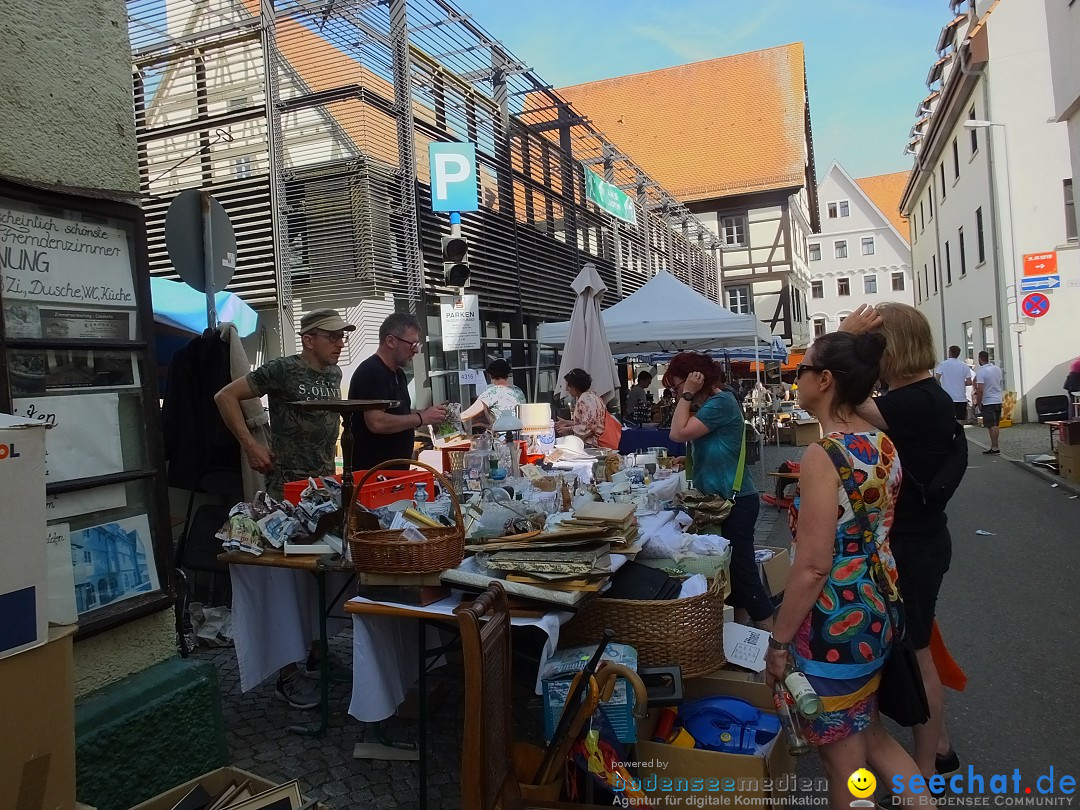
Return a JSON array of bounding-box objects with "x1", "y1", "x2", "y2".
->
[
  {"x1": 958, "y1": 227, "x2": 967, "y2": 275},
  {"x1": 827, "y1": 202, "x2": 838, "y2": 219},
  {"x1": 827, "y1": 201, "x2": 850, "y2": 219},
  {"x1": 952, "y1": 138, "x2": 960, "y2": 179},
  {"x1": 969, "y1": 107, "x2": 978, "y2": 154},
  {"x1": 1065, "y1": 180, "x2": 1077, "y2": 242},
  {"x1": 861, "y1": 236, "x2": 875, "y2": 255},
  {"x1": 940, "y1": 163, "x2": 947, "y2": 200},
  {"x1": 919, "y1": 201, "x2": 925, "y2": 232},
  {"x1": 837, "y1": 278, "x2": 850, "y2": 296},
  {"x1": 932, "y1": 255, "x2": 939, "y2": 293},
  {"x1": 945, "y1": 240, "x2": 952, "y2": 284},
  {"x1": 839, "y1": 200, "x2": 850, "y2": 217},
  {"x1": 720, "y1": 214, "x2": 747, "y2": 247},
  {"x1": 975, "y1": 207, "x2": 985, "y2": 263},
  {"x1": 963, "y1": 322, "x2": 974, "y2": 362},
  {"x1": 813, "y1": 318, "x2": 827, "y2": 338},
  {"x1": 981, "y1": 317, "x2": 995, "y2": 363},
  {"x1": 809, "y1": 243, "x2": 821, "y2": 261},
  {"x1": 929, "y1": 193, "x2": 935, "y2": 221},
  {"x1": 726, "y1": 285, "x2": 752, "y2": 314},
  {"x1": 864, "y1": 274, "x2": 877, "y2": 294},
  {"x1": 811, "y1": 280, "x2": 823, "y2": 299},
  {"x1": 835, "y1": 240, "x2": 848, "y2": 259},
  {"x1": 891, "y1": 271, "x2": 905, "y2": 291},
  {"x1": 232, "y1": 156, "x2": 252, "y2": 179}
]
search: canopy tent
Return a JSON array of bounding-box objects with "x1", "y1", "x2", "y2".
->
[
  {"x1": 150, "y1": 277, "x2": 259, "y2": 338},
  {"x1": 536, "y1": 271, "x2": 773, "y2": 355}
]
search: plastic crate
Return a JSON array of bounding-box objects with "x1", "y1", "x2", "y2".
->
[{"x1": 283, "y1": 468, "x2": 435, "y2": 508}]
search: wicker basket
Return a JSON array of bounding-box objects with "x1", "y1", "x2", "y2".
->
[
  {"x1": 347, "y1": 459, "x2": 465, "y2": 574},
  {"x1": 561, "y1": 571, "x2": 727, "y2": 679}
]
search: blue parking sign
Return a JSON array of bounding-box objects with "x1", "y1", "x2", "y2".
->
[{"x1": 429, "y1": 142, "x2": 478, "y2": 212}]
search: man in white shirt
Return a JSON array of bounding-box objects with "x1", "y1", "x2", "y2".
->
[
  {"x1": 974, "y1": 351, "x2": 1005, "y2": 455},
  {"x1": 934, "y1": 345, "x2": 975, "y2": 422}
]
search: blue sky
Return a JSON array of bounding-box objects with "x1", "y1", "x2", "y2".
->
[{"x1": 459, "y1": 0, "x2": 947, "y2": 180}]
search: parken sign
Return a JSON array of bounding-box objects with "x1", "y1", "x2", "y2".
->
[{"x1": 429, "y1": 142, "x2": 478, "y2": 212}]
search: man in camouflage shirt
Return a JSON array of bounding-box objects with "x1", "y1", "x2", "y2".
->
[
  {"x1": 216, "y1": 308, "x2": 354, "y2": 499},
  {"x1": 214, "y1": 308, "x2": 354, "y2": 710}
]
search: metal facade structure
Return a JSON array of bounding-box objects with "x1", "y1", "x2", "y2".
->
[{"x1": 128, "y1": 0, "x2": 722, "y2": 390}]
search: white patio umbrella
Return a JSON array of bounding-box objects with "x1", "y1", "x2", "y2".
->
[{"x1": 555, "y1": 263, "x2": 620, "y2": 402}]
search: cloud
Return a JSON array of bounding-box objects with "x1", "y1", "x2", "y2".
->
[{"x1": 630, "y1": 0, "x2": 783, "y2": 61}]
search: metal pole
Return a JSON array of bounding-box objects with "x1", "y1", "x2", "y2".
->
[
  {"x1": 995, "y1": 124, "x2": 1026, "y2": 421},
  {"x1": 201, "y1": 191, "x2": 217, "y2": 330}
]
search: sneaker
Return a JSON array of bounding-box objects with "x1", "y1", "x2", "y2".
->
[
  {"x1": 301, "y1": 650, "x2": 346, "y2": 679},
  {"x1": 936, "y1": 747, "x2": 961, "y2": 776},
  {"x1": 275, "y1": 673, "x2": 320, "y2": 710},
  {"x1": 982, "y1": 448, "x2": 1000, "y2": 455}
]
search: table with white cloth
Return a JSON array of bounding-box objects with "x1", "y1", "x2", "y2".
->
[
  {"x1": 345, "y1": 593, "x2": 571, "y2": 809},
  {"x1": 223, "y1": 550, "x2": 355, "y2": 735}
]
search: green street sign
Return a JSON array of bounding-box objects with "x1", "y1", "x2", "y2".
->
[{"x1": 583, "y1": 168, "x2": 638, "y2": 225}]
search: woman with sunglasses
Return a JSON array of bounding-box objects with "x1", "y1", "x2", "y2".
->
[
  {"x1": 664, "y1": 353, "x2": 773, "y2": 628},
  {"x1": 765, "y1": 333, "x2": 922, "y2": 808}
]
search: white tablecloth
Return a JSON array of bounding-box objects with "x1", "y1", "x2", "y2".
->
[
  {"x1": 230, "y1": 564, "x2": 353, "y2": 693},
  {"x1": 348, "y1": 593, "x2": 571, "y2": 723}
]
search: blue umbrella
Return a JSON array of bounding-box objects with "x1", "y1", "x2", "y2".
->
[{"x1": 149, "y1": 277, "x2": 259, "y2": 337}]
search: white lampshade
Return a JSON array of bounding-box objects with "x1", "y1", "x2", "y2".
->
[{"x1": 492, "y1": 410, "x2": 524, "y2": 432}]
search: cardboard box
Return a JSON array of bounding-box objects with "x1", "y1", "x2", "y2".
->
[
  {"x1": 0, "y1": 414, "x2": 49, "y2": 660},
  {"x1": 780, "y1": 420, "x2": 821, "y2": 447},
  {"x1": 1058, "y1": 420, "x2": 1080, "y2": 446},
  {"x1": 1058, "y1": 443, "x2": 1080, "y2": 484},
  {"x1": 127, "y1": 766, "x2": 279, "y2": 810},
  {"x1": 632, "y1": 668, "x2": 796, "y2": 808},
  {"x1": 755, "y1": 546, "x2": 790, "y2": 596},
  {"x1": 0, "y1": 625, "x2": 76, "y2": 810}
]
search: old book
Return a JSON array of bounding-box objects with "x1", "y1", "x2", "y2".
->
[
  {"x1": 487, "y1": 544, "x2": 611, "y2": 575},
  {"x1": 504, "y1": 573, "x2": 606, "y2": 592}
]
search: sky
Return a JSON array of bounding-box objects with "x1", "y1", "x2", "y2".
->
[{"x1": 456, "y1": 0, "x2": 947, "y2": 181}]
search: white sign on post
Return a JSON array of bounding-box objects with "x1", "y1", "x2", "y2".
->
[
  {"x1": 440, "y1": 295, "x2": 481, "y2": 350},
  {"x1": 12, "y1": 393, "x2": 124, "y2": 483},
  {"x1": 458, "y1": 369, "x2": 485, "y2": 386}
]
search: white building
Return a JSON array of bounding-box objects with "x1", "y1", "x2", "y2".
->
[
  {"x1": 808, "y1": 164, "x2": 913, "y2": 340},
  {"x1": 1045, "y1": 1, "x2": 1080, "y2": 243},
  {"x1": 900, "y1": 0, "x2": 1077, "y2": 421}
]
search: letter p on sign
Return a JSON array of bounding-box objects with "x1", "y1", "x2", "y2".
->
[{"x1": 430, "y1": 142, "x2": 478, "y2": 212}]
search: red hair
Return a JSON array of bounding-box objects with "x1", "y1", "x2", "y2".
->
[{"x1": 662, "y1": 352, "x2": 722, "y2": 390}]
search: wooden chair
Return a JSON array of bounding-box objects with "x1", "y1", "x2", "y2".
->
[{"x1": 457, "y1": 582, "x2": 597, "y2": 810}]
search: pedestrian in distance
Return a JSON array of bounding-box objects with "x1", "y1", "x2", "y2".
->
[
  {"x1": 765, "y1": 332, "x2": 923, "y2": 809},
  {"x1": 625, "y1": 369, "x2": 653, "y2": 418},
  {"x1": 214, "y1": 307, "x2": 356, "y2": 710},
  {"x1": 841, "y1": 302, "x2": 965, "y2": 779},
  {"x1": 348, "y1": 313, "x2": 446, "y2": 470},
  {"x1": 459, "y1": 357, "x2": 526, "y2": 428},
  {"x1": 935, "y1": 345, "x2": 975, "y2": 423},
  {"x1": 973, "y1": 351, "x2": 1005, "y2": 455}
]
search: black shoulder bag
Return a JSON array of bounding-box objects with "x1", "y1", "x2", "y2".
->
[{"x1": 820, "y1": 438, "x2": 930, "y2": 727}]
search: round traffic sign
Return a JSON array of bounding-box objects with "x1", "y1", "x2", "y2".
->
[
  {"x1": 165, "y1": 189, "x2": 237, "y2": 293},
  {"x1": 1021, "y1": 292, "x2": 1050, "y2": 319}
]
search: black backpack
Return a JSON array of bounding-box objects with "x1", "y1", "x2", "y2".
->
[{"x1": 905, "y1": 421, "x2": 968, "y2": 508}]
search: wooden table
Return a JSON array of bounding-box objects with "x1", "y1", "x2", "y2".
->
[{"x1": 219, "y1": 550, "x2": 355, "y2": 736}]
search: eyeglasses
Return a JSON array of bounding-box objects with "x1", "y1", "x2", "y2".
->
[
  {"x1": 795, "y1": 364, "x2": 846, "y2": 379},
  {"x1": 389, "y1": 333, "x2": 422, "y2": 351},
  {"x1": 311, "y1": 330, "x2": 348, "y2": 344}
]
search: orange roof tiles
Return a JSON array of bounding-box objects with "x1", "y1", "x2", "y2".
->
[
  {"x1": 554, "y1": 43, "x2": 810, "y2": 202},
  {"x1": 856, "y1": 171, "x2": 911, "y2": 241}
]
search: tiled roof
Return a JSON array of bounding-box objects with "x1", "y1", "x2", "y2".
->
[
  {"x1": 855, "y1": 172, "x2": 910, "y2": 241},
  {"x1": 554, "y1": 43, "x2": 810, "y2": 202}
]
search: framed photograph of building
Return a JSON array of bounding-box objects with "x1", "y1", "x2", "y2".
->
[{"x1": 69, "y1": 514, "x2": 160, "y2": 616}]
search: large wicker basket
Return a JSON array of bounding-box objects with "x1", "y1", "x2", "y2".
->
[
  {"x1": 346, "y1": 459, "x2": 465, "y2": 574},
  {"x1": 561, "y1": 571, "x2": 727, "y2": 679}
]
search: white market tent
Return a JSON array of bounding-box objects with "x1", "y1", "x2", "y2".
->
[{"x1": 536, "y1": 271, "x2": 773, "y2": 355}]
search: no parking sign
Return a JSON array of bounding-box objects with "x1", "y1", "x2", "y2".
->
[{"x1": 1021, "y1": 292, "x2": 1050, "y2": 318}]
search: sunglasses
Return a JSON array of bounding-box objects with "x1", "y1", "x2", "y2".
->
[
  {"x1": 390, "y1": 333, "x2": 422, "y2": 351},
  {"x1": 795, "y1": 364, "x2": 830, "y2": 379}
]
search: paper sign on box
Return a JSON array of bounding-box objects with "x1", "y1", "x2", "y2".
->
[{"x1": 458, "y1": 368, "x2": 485, "y2": 386}]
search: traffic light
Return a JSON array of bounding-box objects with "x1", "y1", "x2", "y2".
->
[{"x1": 441, "y1": 233, "x2": 470, "y2": 287}]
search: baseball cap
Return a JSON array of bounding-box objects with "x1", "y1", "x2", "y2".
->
[{"x1": 299, "y1": 309, "x2": 356, "y2": 334}]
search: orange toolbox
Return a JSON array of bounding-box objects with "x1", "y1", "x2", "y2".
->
[{"x1": 282, "y1": 468, "x2": 435, "y2": 508}]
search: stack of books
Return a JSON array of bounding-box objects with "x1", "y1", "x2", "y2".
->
[
  {"x1": 553, "y1": 501, "x2": 640, "y2": 551},
  {"x1": 488, "y1": 542, "x2": 612, "y2": 592}
]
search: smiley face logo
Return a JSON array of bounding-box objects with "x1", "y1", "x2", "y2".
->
[{"x1": 847, "y1": 769, "x2": 877, "y2": 799}]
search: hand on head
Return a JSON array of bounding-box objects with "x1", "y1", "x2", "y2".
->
[{"x1": 838, "y1": 304, "x2": 883, "y2": 335}]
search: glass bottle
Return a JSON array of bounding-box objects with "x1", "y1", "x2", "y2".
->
[
  {"x1": 784, "y1": 666, "x2": 824, "y2": 718},
  {"x1": 463, "y1": 435, "x2": 490, "y2": 493},
  {"x1": 773, "y1": 682, "x2": 812, "y2": 756}
]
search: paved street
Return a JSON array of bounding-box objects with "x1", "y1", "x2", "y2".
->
[{"x1": 193, "y1": 437, "x2": 1080, "y2": 806}]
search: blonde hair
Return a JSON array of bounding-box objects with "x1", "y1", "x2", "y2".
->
[{"x1": 875, "y1": 302, "x2": 937, "y2": 380}]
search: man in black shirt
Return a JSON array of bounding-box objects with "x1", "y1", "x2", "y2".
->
[{"x1": 348, "y1": 313, "x2": 446, "y2": 469}]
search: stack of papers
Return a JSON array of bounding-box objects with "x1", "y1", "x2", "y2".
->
[{"x1": 557, "y1": 501, "x2": 640, "y2": 549}]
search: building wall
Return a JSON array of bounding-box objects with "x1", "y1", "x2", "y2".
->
[
  {"x1": 809, "y1": 166, "x2": 913, "y2": 339},
  {"x1": 0, "y1": 0, "x2": 140, "y2": 196},
  {"x1": 2, "y1": 0, "x2": 176, "y2": 701},
  {"x1": 1045, "y1": 0, "x2": 1080, "y2": 241},
  {"x1": 907, "y1": 0, "x2": 1077, "y2": 418}
]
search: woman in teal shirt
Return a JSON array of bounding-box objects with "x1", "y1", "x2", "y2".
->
[{"x1": 665, "y1": 352, "x2": 773, "y2": 628}]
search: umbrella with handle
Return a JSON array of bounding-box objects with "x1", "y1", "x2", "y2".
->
[{"x1": 556, "y1": 263, "x2": 620, "y2": 402}]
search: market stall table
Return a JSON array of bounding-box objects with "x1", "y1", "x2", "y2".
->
[
  {"x1": 221, "y1": 550, "x2": 355, "y2": 736},
  {"x1": 345, "y1": 593, "x2": 570, "y2": 809},
  {"x1": 618, "y1": 426, "x2": 685, "y2": 456}
]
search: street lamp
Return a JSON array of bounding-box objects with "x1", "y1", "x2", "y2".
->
[{"x1": 963, "y1": 119, "x2": 1025, "y2": 419}]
